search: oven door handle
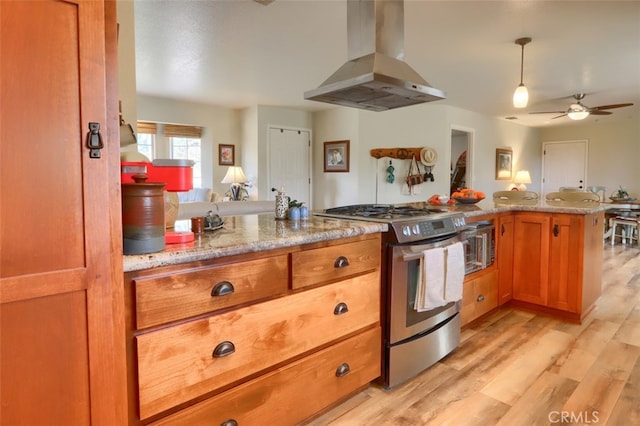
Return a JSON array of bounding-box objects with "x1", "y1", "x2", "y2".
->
[{"x1": 401, "y1": 240, "x2": 468, "y2": 262}]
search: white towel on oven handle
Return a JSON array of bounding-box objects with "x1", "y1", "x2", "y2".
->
[
  {"x1": 415, "y1": 246, "x2": 447, "y2": 311},
  {"x1": 444, "y1": 242, "x2": 464, "y2": 302}
]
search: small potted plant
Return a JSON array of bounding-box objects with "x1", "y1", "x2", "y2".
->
[
  {"x1": 287, "y1": 198, "x2": 307, "y2": 220},
  {"x1": 611, "y1": 186, "x2": 630, "y2": 201}
]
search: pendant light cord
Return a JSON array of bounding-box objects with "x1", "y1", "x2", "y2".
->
[{"x1": 519, "y1": 44, "x2": 525, "y2": 85}]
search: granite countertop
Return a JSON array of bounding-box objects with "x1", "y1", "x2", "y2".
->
[
  {"x1": 427, "y1": 198, "x2": 613, "y2": 218},
  {"x1": 124, "y1": 200, "x2": 614, "y2": 273},
  {"x1": 123, "y1": 214, "x2": 387, "y2": 272}
]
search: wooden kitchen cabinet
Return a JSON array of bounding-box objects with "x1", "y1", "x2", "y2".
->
[
  {"x1": 124, "y1": 234, "x2": 382, "y2": 424},
  {"x1": 496, "y1": 213, "x2": 515, "y2": 305},
  {"x1": 513, "y1": 213, "x2": 551, "y2": 306},
  {"x1": 1, "y1": 1, "x2": 126, "y2": 425},
  {"x1": 461, "y1": 269, "x2": 498, "y2": 326},
  {"x1": 512, "y1": 212, "x2": 603, "y2": 321}
]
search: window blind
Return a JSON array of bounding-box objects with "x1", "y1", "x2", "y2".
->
[
  {"x1": 163, "y1": 124, "x2": 202, "y2": 138},
  {"x1": 137, "y1": 121, "x2": 157, "y2": 134}
]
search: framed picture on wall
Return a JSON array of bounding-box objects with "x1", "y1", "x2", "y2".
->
[
  {"x1": 324, "y1": 140, "x2": 350, "y2": 172},
  {"x1": 219, "y1": 144, "x2": 235, "y2": 166},
  {"x1": 495, "y1": 148, "x2": 513, "y2": 180}
]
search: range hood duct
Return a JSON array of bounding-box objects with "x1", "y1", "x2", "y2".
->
[{"x1": 304, "y1": 0, "x2": 445, "y2": 111}]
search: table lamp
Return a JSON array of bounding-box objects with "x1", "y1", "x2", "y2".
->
[
  {"x1": 221, "y1": 166, "x2": 247, "y2": 201},
  {"x1": 514, "y1": 170, "x2": 532, "y2": 191}
]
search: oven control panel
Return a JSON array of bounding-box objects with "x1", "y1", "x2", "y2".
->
[{"x1": 391, "y1": 214, "x2": 466, "y2": 243}]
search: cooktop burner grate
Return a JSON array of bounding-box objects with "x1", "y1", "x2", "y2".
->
[{"x1": 324, "y1": 204, "x2": 446, "y2": 220}]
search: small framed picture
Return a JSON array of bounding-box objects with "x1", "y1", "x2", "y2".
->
[
  {"x1": 496, "y1": 148, "x2": 513, "y2": 180},
  {"x1": 219, "y1": 144, "x2": 235, "y2": 166},
  {"x1": 324, "y1": 140, "x2": 350, "y2": 172}
]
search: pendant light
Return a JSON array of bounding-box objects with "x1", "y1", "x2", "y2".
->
[{"x1": 513, "y1": 37, "x2": 532, "y2": 108}]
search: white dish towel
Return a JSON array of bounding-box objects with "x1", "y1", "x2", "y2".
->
[
  {"x1": 444, "y1": 242, "x2": 465, "y2": 303},
  {"x1": 414, "y1": 242, "x2": 465, "y2": 311},
  {"x1": 415, "y1": 247, "x2": 447, "y2": 311}
]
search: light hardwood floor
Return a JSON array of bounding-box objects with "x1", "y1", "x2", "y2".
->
[{"x1": 308, "y1": 243, "x2": 640, "y2": 426}]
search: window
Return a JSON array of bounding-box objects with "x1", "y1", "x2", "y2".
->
[
  {"x1": 136, "y1": 133, "x2": 155, "y2": 160},
  {"x1": 169, "y1": 137, "x2": 202, "y2": 188},
  {"x1": 165, "y1": 124, "x2": 203, "y2": 188},
  {"x1": 136, "y1": 121, "x2": 157, "y2": 160}
]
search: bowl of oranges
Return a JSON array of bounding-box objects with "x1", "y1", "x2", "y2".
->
[{"x1": 452, "y1": 188, "x2": 485, "y2": 204}]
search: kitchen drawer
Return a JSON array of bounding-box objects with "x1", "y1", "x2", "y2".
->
[
  {"x1": 292, "y1": 237, "x2": 381, "y2": 289},
  {"x1": 460, "y1": 269, "x2": 498, "y2": 326},
  {"x1": 136, "y1": 270, "x2": 380, "y2": 419},
  {"x1": 133, "y1": 255, "x2": 288, "y2": 329},
  {"x1": 149, "y1": 327, "x2": 381, "y2": 426}
]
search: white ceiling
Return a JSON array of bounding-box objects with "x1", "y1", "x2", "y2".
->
[{"x1": 133, "y1": 0, "x2": 640, "y2": 128}]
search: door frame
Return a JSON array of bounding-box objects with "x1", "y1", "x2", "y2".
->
[{"x1": 450, "y1": 125, "x2": 475, "y2": 192}]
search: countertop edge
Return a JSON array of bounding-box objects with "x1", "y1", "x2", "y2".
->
[{"x1": 123, "y1": 218, "x2": 387, "y2": 273}]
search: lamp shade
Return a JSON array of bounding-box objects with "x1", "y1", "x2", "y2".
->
[
  {"x1": 221, "y1": 166, "x2": 246, "y2": 184},
  {"x1": 514, "y1": 170, "x2": 532, "y2": 184},
  {"x1": 513, "y1": 84, "x2": 529, "y2": 108}
]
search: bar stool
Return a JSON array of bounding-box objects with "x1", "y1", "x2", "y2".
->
[{"x1": 610, "y1": 215, "x2": 639, "y2": 246}]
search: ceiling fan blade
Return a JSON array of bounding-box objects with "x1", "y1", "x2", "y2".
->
[
  {"x1": 589, "y1": 110, "x2": 612, "y2": 116},
  {"x1": 528, "y1": 111, "x2": 566, "y2": 115},
  {"x1": 590, "y1": 103, "x2": 634, "y2": 111},
  {"x1": 551, "y1": 114, "x2": 568, "y2": 120}
]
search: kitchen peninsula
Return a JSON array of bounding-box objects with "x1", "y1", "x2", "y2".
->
[
  {"x1": 122, "y1": 200, "x2": 608, "y2": 424},
  {"x1": 449, "y1": 198, "x2": 609, "y2": 326}
]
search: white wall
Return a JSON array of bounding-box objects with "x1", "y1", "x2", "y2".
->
[
  {"x1": 539, "y1": 112, "x2": 640, "y2": 198},
  {"x1": 312, "y1": 108, "x2": 360, "y2": 208},
  {"x1": 137, "y1": 95, "x2": 241, "y2": 196},
  {"x1": 116, "y1": 0, "x2": 137, "y2": 139},
  {"x1": 311, "y1": 103, "x2": 541, "y2": 210}
]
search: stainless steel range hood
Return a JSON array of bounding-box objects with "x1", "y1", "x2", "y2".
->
[{"x1": 304, "y1": 0, "x2": 445, "y2": 112}]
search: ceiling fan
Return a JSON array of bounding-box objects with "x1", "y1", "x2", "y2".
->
[{"x1": 529, "y1": 93, "x2": 634, "y2": 120}]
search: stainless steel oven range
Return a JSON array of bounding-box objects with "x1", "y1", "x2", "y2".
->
[{"x1": 315, "y1": 203, "x2": 467, "y2": 388}]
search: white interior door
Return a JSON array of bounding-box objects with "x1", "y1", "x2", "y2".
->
[
  {"x1": 268, "y1": 127, "x2": 311, "y2": 207},
  {"x1": 542, "y1": 140, "x2": 588, "y2": 195}
]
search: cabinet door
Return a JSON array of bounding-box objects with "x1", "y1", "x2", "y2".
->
[
  {"x1": 497, "y1": 214, "x2": 514, "y2": 305},
  {"x1": 547, "y1": 214, "x2": 583, "y2": 313},
  {"x1": 513, "y1": 213, "x2": 550, "y2": 305},
  {"x1": 1, "y1": 1, "x2": 124, "y2": 424}
]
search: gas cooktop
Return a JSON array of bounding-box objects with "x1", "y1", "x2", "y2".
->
[
  {"x1": 322, "y1": 204, "x2": 448, "y2": 221},
  {"x1": 315, "y1": 203, "x2": 467, "y2": 243}
]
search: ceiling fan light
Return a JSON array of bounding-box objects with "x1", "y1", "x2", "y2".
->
[
  {"x1": 513, "y1": 84, "x2": 529, "y2": 108},
  {"x1": 568, "y1": 110, "x2": 590, "y2": 120}
]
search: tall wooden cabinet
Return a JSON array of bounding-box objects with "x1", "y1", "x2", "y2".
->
[{"x1": 0, "y1": 1, "x2": 126, "y2": 424}]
